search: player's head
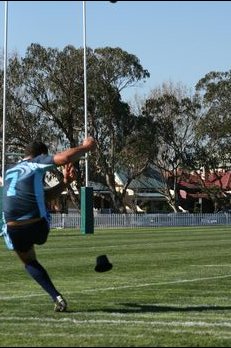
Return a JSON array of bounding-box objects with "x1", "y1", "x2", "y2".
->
[{"x1": 24, "y1": 141, "x2": 48, "y2": 158}]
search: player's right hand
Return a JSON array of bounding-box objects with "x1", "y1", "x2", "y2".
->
[
  {"x1": 63, "y1": 163, "x2": 77, "y2": 184},
  {"x1": 83, "y1": 137, "x2": 96, "y2": 151}
]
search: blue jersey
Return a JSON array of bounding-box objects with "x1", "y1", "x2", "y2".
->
[{"x1": 3, "y1": 155, "x2": 56, "y2": 223}]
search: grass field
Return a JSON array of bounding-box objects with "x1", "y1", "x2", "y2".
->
[{"x1": 1, "y1": 225, "x2": 231, "y2": 347}]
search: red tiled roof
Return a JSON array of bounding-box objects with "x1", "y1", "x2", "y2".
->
[{"x1": 179, "y1": 172, "x2": 231, "y2": 191}]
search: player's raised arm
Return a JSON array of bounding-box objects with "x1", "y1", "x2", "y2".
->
[{"x1": 53, "y1": 137, "x2": 96, "y2": 166}]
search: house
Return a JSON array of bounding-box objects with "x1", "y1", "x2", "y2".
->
[
  {"x1": 45, "y1": 165, "x2": 166, "y2": 214},
  {"x1": 114, "y1": 166, "x2": 166, "y2": 213},
  {"x1": 46, "y1": 165, "x2": 231, "y2": 214},
  {"x1": 177, "y1": 170, "x2": 231, "y2": 213}
]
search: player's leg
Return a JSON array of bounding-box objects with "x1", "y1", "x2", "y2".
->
[
  {"x1": 16, "y1": 246, "x2": 67, "y2": 312},
  {"x1": 7, "y1": 221, "x2": 67, "y2": 312}
]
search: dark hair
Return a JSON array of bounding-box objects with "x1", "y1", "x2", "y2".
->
[{"x1": 24, "y1": 141, "x2": 48, "y2": 158}]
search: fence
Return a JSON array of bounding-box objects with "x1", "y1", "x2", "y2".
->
[{"x1": 50, "y1": 212, "x2": 231, "y2": 229}]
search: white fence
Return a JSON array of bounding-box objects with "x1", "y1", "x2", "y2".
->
[{"x1": 50, "y1": 212, "x2": 231, "y2": 229}]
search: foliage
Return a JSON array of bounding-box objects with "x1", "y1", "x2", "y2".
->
[
  {"x1": 2, "y1": 46, "x2": 231, "y2": 213},
  {"x1": 142, "y1": 84, "x2": 201, "y2": 211},
  {"x1": 195, "y1": 70, "x2": 231, "y2": 166},
  {"x1": 0, "y1": 44, "x2": 150, "y2": 212}
]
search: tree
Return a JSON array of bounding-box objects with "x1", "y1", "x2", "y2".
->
[
  {"x1": 190, "y1": 70, "x2": 231, "y2": 211},
  {"x1": 195, "y1": 70, "x2": 231, "y2": 166},
  {"x1": 1, "y1": 44, "x2": 150, "y2": 213},
  {"x1": 142, "y1": 83, "x2": 201, "y2": 212},
  {"x1": 86, "y1": 47, "x2": 150, "y2": 212},
  {"x1": 114, "y1": 114, "x2": 158, "y2": 212}
]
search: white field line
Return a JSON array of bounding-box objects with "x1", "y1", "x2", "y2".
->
[
  {"x1": 81, "y1": 273, "x2": 231, "y2": 293},
  {"x1": 1, "y1": 273, "x2": 231, "y2": 300},
  {"x1": 1, "y1": 310, "x2": 231, "y2": 321},
  {"x1": 1, "y1": 316, "x2": 231, "y2": 329},
  {"x1": 0, "y1": 329, "x2": 231, "y2": 340},
  {"x1": 41, "y1": 238, "x2": 231, "y2": 252},
  {"x1": 190, "y1": 264, "x2": 231, "y2": 267}
]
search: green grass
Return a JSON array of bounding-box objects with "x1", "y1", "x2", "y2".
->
[{"x1": 1, "y1": 226, "x2": 231, "y2": 347}]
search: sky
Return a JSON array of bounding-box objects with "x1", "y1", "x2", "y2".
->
[{"x1": 1, "y1": 1, "x2": 231, "y2": 102}]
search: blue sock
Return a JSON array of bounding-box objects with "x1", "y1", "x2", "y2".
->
[{"x1": 25, "y1": 260, "x2": 60, "y2": 301}]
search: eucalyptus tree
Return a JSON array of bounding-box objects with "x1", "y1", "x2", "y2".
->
[
  {"x1": 1, "y1": 53, "x2": 53, "y2": 170},
  {"x1": 114, "y1": 113, "x2": 159, "y2": 212},
  {"x1": 142, "y1": 84, "x2": 201, "y2": 212},
  {"x1": 3, "y1": 44, "x2": 150, "y2": 212},
  {"x1": 86, "y1": 47, "x2": 150, "y2": 212},
  {"x1": 195, "y1": 70, "x2": 231, "y2": 166},
  {"x1": 193, "y1": 70, "x2": 231, "y2": 210}
]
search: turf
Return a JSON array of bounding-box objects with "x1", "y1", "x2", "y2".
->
[{"x1": 0, "y1": 226, "x2": 231, "y2": 347}]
